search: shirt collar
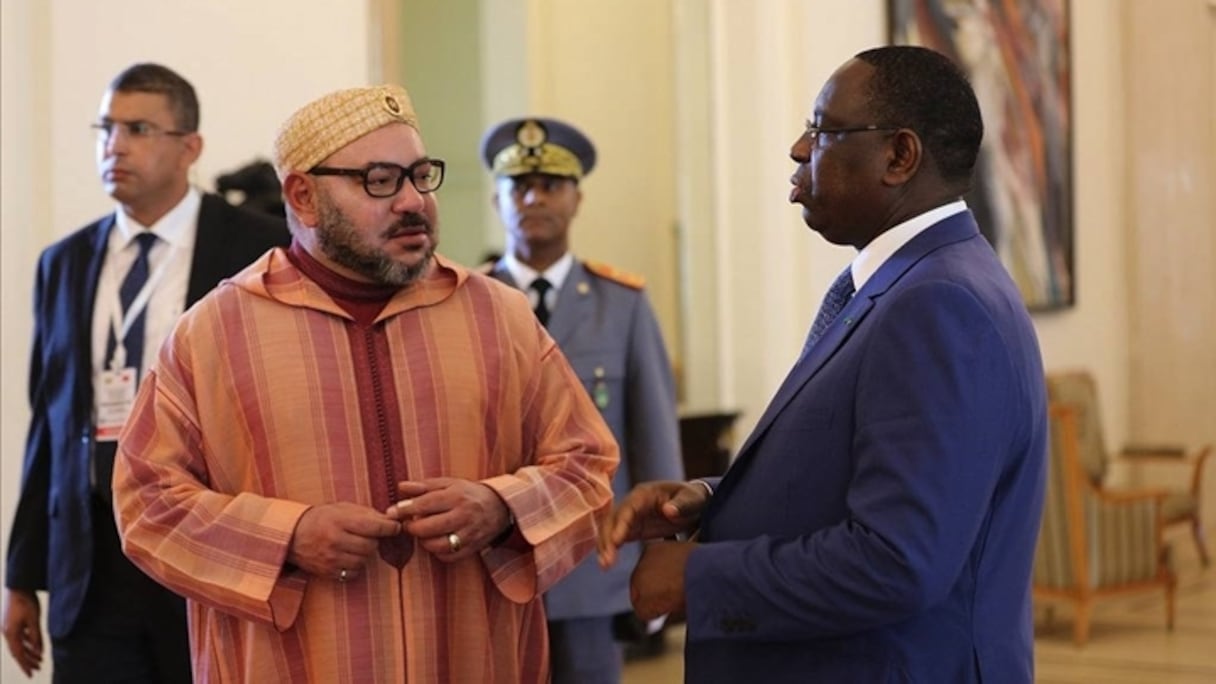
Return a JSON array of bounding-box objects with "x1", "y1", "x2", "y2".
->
[
  {"x1": 112, "y1": 187, "x2": 201, "y2": 251},
  {"x1": 851, "y1": 200, "x2": 967, "y2": 291},
  {"x1": 504, "y1": 251, "x2": 575, "y2": 291}
]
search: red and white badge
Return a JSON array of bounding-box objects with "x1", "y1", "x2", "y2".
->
[{"x1": 95, "y1": 366, "x2": 138, "y2": 442}]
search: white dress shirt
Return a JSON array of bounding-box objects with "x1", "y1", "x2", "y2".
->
[
  {"x1": 849, "y1": 200, "x2": 968, "y2": 291},
  {"x1": 504, "y1": 250, "x2": 574, "y2": 313},
  {"x1": 91, "y1": 188, "x2": 201, "y2": 382}
]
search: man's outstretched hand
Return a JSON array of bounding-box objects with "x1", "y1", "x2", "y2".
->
[{"x1": 598, "y1": 480, "x2": 709, "y2": 567}]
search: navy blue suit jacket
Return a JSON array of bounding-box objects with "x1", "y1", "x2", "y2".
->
[
  {"x1": 685, "y1": 212, "x2": 1046, "y2": 683},
  {"x1": 5, "y1": 194, "x2": 288, "y2": 638}
]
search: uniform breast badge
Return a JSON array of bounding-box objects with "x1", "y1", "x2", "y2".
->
[{"x1": 593, "y1": 366, "x2": 610, "y2": 409}]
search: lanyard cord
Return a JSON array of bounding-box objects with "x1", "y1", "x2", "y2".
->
[{"x1": 107, "y1": 243, "x2": 178, "y2": 370}]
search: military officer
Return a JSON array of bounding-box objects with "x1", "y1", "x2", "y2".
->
[{"x1": 480, "y1": 117, "x2": 685, "y2": 684}]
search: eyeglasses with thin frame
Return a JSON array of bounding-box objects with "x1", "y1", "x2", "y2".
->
[
  {"x1": 308, "y1": 158, "x2": 446, "y2": 198},
  {"x1": 92, "y1": 119, "x2": 191, "y2": 142},
  {"x1": 804, "y1": 122, "x2": 899, "y2": 146}
]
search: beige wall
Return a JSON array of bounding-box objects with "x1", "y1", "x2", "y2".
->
[
  {"x1": 0, "y1": 3, "x2": 373, "y2": 682},
  {"x1": 1120, "y1": 0, "x2": 1216, "y2": 503},
  {"x1": 2, "y1": 18, "x2": 49, "y2": 684},
  {"x1": 396, "y1": 0, "x2": 489, "y2": 267},
  {"x1": 1031, "y1": 0, "x2": 1131, "y2": 451},
  {"x1": 1125, "y1": 0, "x2": 1216, "y2": 448}
]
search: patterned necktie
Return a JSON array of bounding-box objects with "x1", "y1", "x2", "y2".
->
[
  {"x1": 96, "y1": 231, "x2": 158, "y2": 502},
  {"x1": 106, "y1": 232, "x2": 160, "y2": 377},
  {"x1": 801, "y1": 266, "x2": 855, "y2": 357},
  {"x1": 530, "y1": 277, "x2": 553, "y2": 327}
]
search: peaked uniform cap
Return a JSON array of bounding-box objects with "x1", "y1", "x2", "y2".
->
[
  {"x1": 273, "y1": 84, "x2": 419, "y2": 178},
  {"x1": 479, "y1": 117, "x2": 596, "y2": 179}
]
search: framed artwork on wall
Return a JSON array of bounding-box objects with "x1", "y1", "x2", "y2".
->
[{"x1": 890, "y1": 0, "x2": 1074, "y2": 310}]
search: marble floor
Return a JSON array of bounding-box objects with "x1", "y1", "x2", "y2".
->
[{"x1": 622, "y1": 534, "x2": 1215, "y2": 683}]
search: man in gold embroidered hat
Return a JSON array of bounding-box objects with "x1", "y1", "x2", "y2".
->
[
  {"x1": 113, "y1": 86, "x2": 618, "y2": 682},
  {"x1": 271, "y1": 84, "x2": 438, "y2": 286},
  {"x1": 480, "y1": 117, "x2": 684, "y2": 684}
]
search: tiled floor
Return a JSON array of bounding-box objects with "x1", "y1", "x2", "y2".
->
[{"x1": 622, "y1": 534, "x2": 1215, "y2": 683}]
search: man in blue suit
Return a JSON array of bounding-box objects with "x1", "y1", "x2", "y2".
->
[
  {"x1": 2, "y1": 63, "x2": 287, "y2": 681},
  {"x1": 601, "y1": 46, "x2": 1047, "y2": 683},
  {"x1": 480, "y1": 117, "x2": 685, "y2": 684}
]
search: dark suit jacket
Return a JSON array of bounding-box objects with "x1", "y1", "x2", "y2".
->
[
  {"x1": 489, "y1": 259, "x2": 684, "y2": 620},
  {"x1": 5, "y1": 194, "x2": 288, "y2": 638},
  {"x1": 684, "y1": 212, "x2": 1047, "y2": 683}
]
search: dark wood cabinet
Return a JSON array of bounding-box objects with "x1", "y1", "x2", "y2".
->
[{"x1": 678, "y1": 410, "x2": 740, "y2": 480}]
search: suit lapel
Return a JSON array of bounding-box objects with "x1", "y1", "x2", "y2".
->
[
  {"x1": 81, "y1": 215, "x2": 114, "y2": 313},
  {"x1": 729, "y1": 294, "x2": 875, "y2": 462},
  {"x1": 71, "y1": 216, "x2": 115, "y2": 405},
  {"x1": 727, "y1": 212, "x2": 983, "y2": 468},
  {"x1": 185, "y1": 195, "x2": 227, "y2": 306}
]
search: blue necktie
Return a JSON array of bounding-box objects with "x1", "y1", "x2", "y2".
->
[
  {"x1": 801, "y1": 266, "x2": 854, "y2": 357},
  {"x1": 96, "y1": 232, "x2": 158, "y2": 501},
  {"x1": 105, "y1": 232, "x2": 159, "y2": 378}
]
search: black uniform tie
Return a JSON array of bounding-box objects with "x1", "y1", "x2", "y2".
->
[{"x1": 530, "y1": 277, "x2": 553, "y2": 327}]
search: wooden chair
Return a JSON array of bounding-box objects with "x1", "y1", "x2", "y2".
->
[
  {"x1": 1034, "y1": 404, "x2": 1176, "y2": 645},
  {"x1": 1045, "y1": 370, "x2": 1211, "y2": 566}
]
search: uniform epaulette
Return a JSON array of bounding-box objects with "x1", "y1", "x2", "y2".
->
[{"x1": 583, "y1": 260, "x2": 645, "y2": 290}]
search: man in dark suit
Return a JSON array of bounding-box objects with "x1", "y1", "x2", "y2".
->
[
  {"x1": 2, "y1": 63, "x2": 287, "y2": 681},
  {"x1": 480, "y1": 117, "x2": 684, "y2": 684},
  {"x1": 601, "y1": 46, "x2": 1047, "y2": 683}
]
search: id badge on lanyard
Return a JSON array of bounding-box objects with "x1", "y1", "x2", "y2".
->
[
  {"x1": 94, "y1": 242, "x2": 175, "y2": 442},
  {"x1": 95, "y1": 367, "x2": 138, "y2": 442}
]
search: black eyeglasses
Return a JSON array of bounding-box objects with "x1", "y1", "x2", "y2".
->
[
  {"x1": 308, "y1": 159, "x2": 446, "y2": 198},
  {"x1": 804, "y1": 123, "x2": 899, "y2": 146},
  {"x1": 92, "y1": 119, "x2": 191, "y2": 142}
]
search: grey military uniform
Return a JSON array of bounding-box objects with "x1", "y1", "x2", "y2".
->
[{"x1": 490, "y1": 258, "x2": 684, "y2": 619}]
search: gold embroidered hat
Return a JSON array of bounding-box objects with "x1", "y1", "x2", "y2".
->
[
  {"x1": 273, "y1": 84, "x2": 419, "y2": 178},
  {"x1": 479, "y1": 117, "x2": 596, "y2": 180}
]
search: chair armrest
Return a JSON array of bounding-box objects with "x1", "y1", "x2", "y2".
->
[
  {"x1": 1116, "y1": 445, "x2": 1210, "y2": 496},
  {"x1": 1120, "y1": 444, "x2": 1186, "y2": 459},
  {"x1": 1093, "y1": 486, "x2": 1168, "y2": 505}
]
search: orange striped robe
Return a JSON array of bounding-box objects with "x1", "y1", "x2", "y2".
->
[{"x1": 114, "y1": 250, "x2": 618, "y2": 683}]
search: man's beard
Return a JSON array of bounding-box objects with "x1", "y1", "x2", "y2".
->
[{"x1": 315, "y1": 196, "x2": 435, "y2": 287}]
